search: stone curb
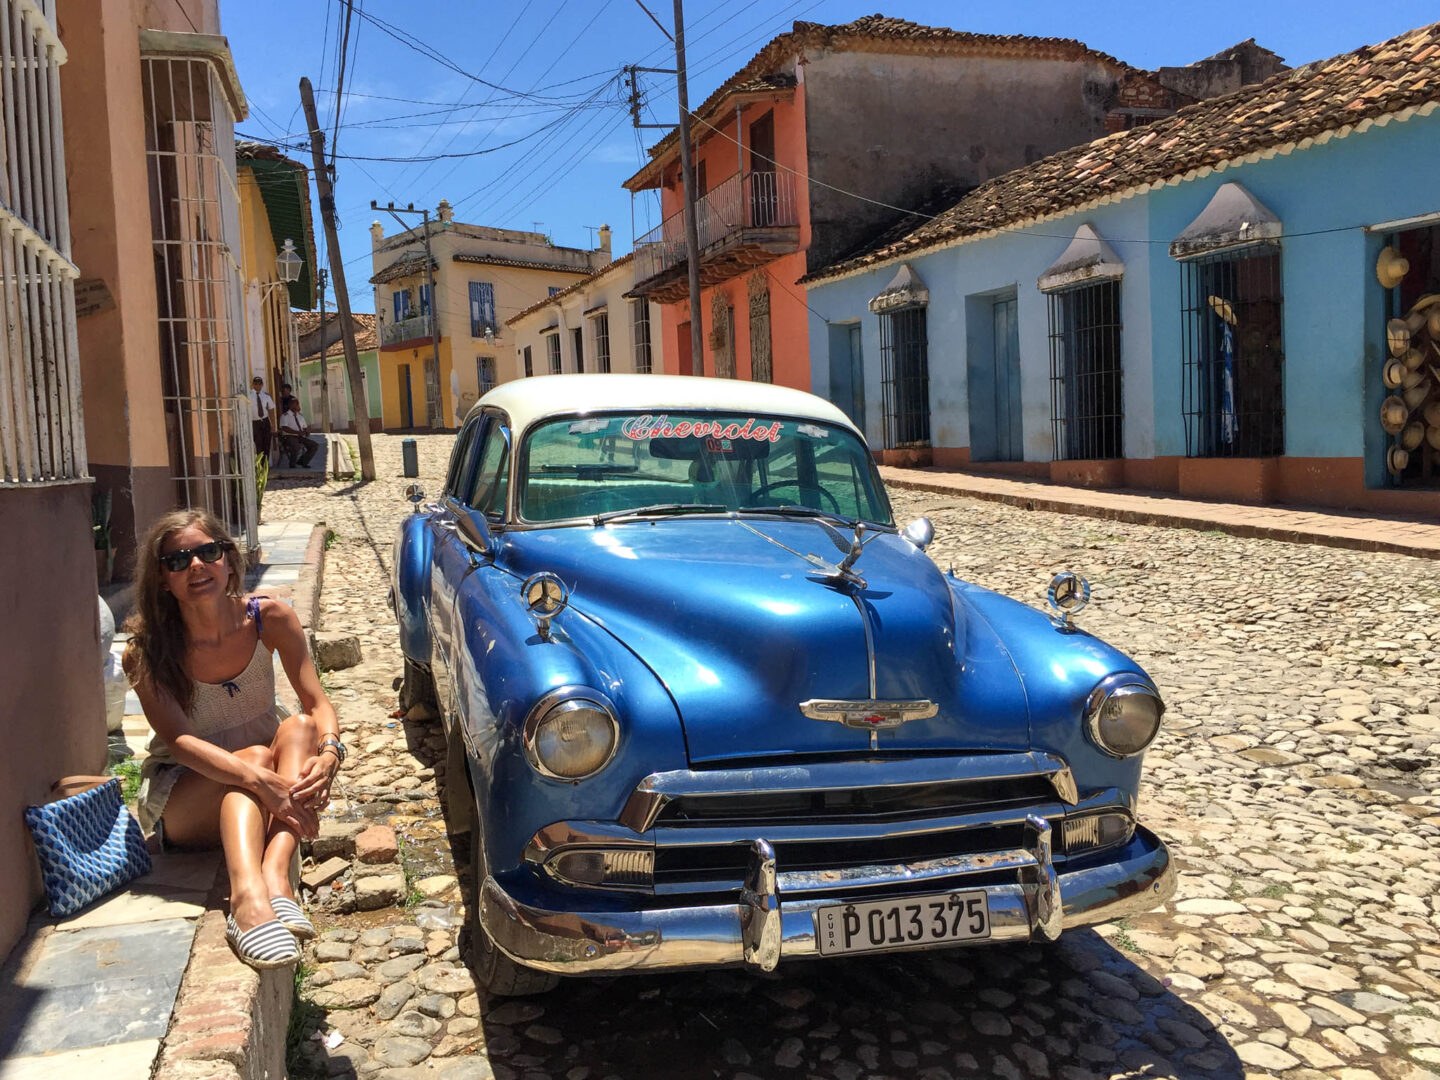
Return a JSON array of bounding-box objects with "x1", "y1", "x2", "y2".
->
[
  {"x1": 156, "y1": 522, "x2": 327, "y2": 1080},
  {"x1": 881, "y1": 470, "x2": 1440, "y2": 561}
]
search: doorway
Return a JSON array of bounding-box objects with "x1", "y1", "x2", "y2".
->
[
  {"x1": 829, "y1": 323, "x2": 866, "y2": 430},
  {"x1": 398, "y1": 363, "x2": 414, "y2": 428},
  {"x1": 748, "y1": 111, "x2": 776, "y2": 226},
  {"x1": 677, "y1": 320, "x2": 694, "y2": 375},
  {"x1": 968, "y1": 294, "x2": 1024, "y2": 461}
]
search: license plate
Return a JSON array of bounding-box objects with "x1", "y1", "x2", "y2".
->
[{"x1": 815, "y1": 891, "x2": 991, "y2": 956}]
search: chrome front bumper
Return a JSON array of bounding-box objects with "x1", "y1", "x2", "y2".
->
[{"x1": 480, "y1": 820, "x2": 1174, "y2": 975}]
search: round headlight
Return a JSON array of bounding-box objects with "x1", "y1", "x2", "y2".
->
[
  {"x1": 524, "y1": 691, "x2": 618, "y2": 780},
  {"x1": 1086, "y1": 680, "x2": 1164, "y2": 758}
]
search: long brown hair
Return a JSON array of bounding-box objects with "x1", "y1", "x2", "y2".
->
[{"x1": 122, "y1": 509, "x2": 247, "y2": 712}]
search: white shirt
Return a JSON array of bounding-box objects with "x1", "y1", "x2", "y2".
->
[
  {"x1": 250, "y1": 389, "x2": 274, "y2": 420},
  {"x1": 280, "y1": 410, "x2": 308, "y2": 433}
]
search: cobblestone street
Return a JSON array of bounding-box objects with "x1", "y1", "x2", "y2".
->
[{"x1": 261, "y1": 434, "x2": 1440, "y2": 1080}]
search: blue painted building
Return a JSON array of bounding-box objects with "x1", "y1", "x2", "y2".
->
[{"x1": 803, "y1": 22, "x2": 1440, "y2": 512}]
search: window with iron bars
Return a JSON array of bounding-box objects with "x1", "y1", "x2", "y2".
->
[
  {"x1": 1047, "y1": 281, "x2": 1123, "y2": 460},
  {"x1": 1179, "y1": 245, "x2": 1284, "y2": 458},
  {"x1": 879, "y1": 306, "x2": 930, "y2": 449},
  {"x1": 1, "y1": 0, "x2": 86, "y2": 485},
  {"x1": 631, "y1": 300, "x2": 652, "y2": 373},
  {"x1": 591, "y1": 312, "x2": 611, "y2": 373},
  {"x1": 546, "y1": 333, "x2": 562, "y2": 375}
]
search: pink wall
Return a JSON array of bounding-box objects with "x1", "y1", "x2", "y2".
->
[{"x1": 655, "y1": 83, "x2": 816, "y2": 390}]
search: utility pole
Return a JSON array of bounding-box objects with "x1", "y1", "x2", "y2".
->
[
  {"x1": 299, "y1": 76, "x2": 375, "y2": 481},
  {"x1": 672, "y1": 0, "x2": 704, "y2": 376},
  {"x1": 316, "y1": 267, "x2": 331, "y2": 435},
  {"x1": 373, "y1": 201, "x2": 443, "y2": 428}
]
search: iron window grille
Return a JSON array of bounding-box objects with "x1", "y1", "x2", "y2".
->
[
  {"x1": 879, "y1": 306, "x2": 930, "y2": 450},
  {"x1": 630, "y1": 300, "x2": 652, "y2": 373},
  {"x1": 0, "y1": 0, "x2": 86, "y2": 485},
  {"x1": 592, "y1": 312, "x2": 610, "y2": 373},
  {"x1": 477, "y1": 356, "x2": 495, "y2": 397},
  {"x1": 545, "y1": 333, "x2": 561, "y2": 375},
  {"x1": 469, "y1": 281, "x2": 495, "y2": 337},
  {"x1": 1047, "y1": 281, "x2": 1123, "y2": 460},
  {"x1": 1179, "y1": 244, "x2": 1284, "y2": 459}
]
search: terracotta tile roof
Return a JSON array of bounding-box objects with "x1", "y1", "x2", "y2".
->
[
  {"x1": 506, "y1": 253, "x2": 634, "y2": 327},
  {"x1": 806, "y1": 20, "x2": 1440, "y2": 283},
  {"x1": 296, "y1": 312, "x2": 378, "y2": 360},
  {"x1": 450, "y1": 252, "x2": 598, "y2": 275},
  {"x1": 369, "y1": 253, "x2": 437, "y2": 285},
  {"x1": 624, "y1": 15, "x2": 1132, "y2": 190}
]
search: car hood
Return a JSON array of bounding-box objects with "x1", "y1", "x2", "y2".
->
[{"x1": 503, "y1": 519, "x2": 1030, "y2": 764}]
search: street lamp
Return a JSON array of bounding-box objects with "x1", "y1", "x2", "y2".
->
[{"x1": 276, "y1": 238, "x2": 303, "y2": 284}]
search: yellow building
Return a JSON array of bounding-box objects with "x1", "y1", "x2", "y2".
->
[
  {"x1": 369, "y1": 202, "x2": 612, "y2": 428},
  {"x1": 237, "y1": 142, "x2": 318, "y2": 397}
]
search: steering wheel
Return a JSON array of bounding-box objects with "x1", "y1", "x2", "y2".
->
[{"x1": 749, "y1": 479, "x2": 842, "y2": 513}]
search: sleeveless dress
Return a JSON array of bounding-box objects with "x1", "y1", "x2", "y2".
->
[{"x1": 135, "y1": 597, "x2": 288, "y2": 833}]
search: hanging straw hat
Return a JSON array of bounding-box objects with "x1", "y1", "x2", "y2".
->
[
  {"x1": 1377, "y1": 246, "x2": 1410, "y2": 289},
  {"x1": 1400, "y1": 422, "x2": 1426, "y2": 451},
  {"x1": 1207, "y1": 296, "x2": 1237, "y2": 325},
  {"x1": 1424, "y1": 400, "x2": 1440, "y2": 428},
  {"x1": 1404, "y1": 383, "x2": 1430, "y2": 409},
  {"x1": 1382, "y1": 395, "x2": 1409, "y2": 434},
  {"x1": 1402, "y1": 365, "x2": 1427, "y2": 390},
  {"x1": 1383, "y1": 357, "x2": 1407, "y2": 388},
  {"x1": 1389, "y1": 319, "x2": 1411, "y2": 356},
  {"x1": 1388, "y1": 446, "x2": 1410, "y2": 474},
  {"x1": 1405, "y1": 345, "x2": 1427, "y2": 371},
  {"x1": 1428, "y1": 308, "x2": 1440, "y2": 337},
  {"x1": 1428, "y1": 425, "x2": 1440, "y2": 451}
]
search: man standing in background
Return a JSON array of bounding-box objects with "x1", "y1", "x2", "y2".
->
[{"x1": 250, "y1": 375, "x2": 275, "y2": 459}]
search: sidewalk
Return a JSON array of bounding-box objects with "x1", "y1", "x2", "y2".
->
[
  {"x1": 0, "y1": 521, "x2": 326, "y2": 1080},
  {"x1": 880, "y1": 466, "x2": 1440, "y2": 560}
]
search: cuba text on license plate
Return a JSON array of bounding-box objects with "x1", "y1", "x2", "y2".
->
[{"x1": 815, "y1": 891, "x2": 990, "y2": 956}]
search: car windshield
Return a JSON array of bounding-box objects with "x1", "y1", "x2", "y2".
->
[{"x1": 518, "y1": 412, "x2": 892, "y2": 525}]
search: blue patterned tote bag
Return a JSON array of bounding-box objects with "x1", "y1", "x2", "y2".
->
[{"x1": 24, "y1": 777, "x2": 151, "y2": 916}]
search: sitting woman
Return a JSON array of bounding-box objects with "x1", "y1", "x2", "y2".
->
[{"x1": 124, "y1": 509, "x2": 344, "y2": 969}]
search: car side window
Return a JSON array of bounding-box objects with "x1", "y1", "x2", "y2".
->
[
  {"x1": 465, "y1": 420, "x2": 510, "y2": 517},
  {"x1": 445, "y1": 418, "x2": 486, "y2": 499}
]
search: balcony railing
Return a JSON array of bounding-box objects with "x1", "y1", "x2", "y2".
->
[
  {"x1": 634, "y1": 170, "x2": 798, "y2": 282},
  {"x1": 381, "y1": 312, "x2": 435, "y2": 347}
]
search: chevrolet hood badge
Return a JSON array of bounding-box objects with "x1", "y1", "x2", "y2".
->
[{"x1": 800, "y1": 698, "x2": 939, "y2": 748}]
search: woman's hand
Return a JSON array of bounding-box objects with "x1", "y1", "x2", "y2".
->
[
  {"x1": 290, "y1": 752, "x2": 340, "y2": 813},
  {"x1": 256, "y1": 769, "x2": 320, "y2": 838}
]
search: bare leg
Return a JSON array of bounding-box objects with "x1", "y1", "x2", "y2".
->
[
  {"x1": 162, "y1": 746, "x2": 278, "y2": 930},
  {"x1": 261, "y1": 714, "x2": 319, "y2": 901}
]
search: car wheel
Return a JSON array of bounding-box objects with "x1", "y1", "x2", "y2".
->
[
  {"x1": 398, "y1": 657, "x2": 438, "y2": 712},
  {"x1": 465, "y1": 809, "x2": 561, "y2": 997}
]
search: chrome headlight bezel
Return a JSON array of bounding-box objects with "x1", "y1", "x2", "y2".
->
[
  {"x1": 1085, "y1": 676, "x2": 1165, "y2": 758},
  {"x1": 522, "y1": 686, "x2": 620, "y2": 781}
]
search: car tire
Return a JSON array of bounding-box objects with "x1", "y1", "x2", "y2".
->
[
  {"x1": 465, "y1": 809, "x2": 561, "y2": 997},
  {"x1": 398, "y1": 657, "x2": 438, "y2": 712}
]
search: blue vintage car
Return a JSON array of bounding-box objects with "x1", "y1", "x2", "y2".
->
[{"x1": 392, "y1": 374, "x2": 1174, "y2": 995}]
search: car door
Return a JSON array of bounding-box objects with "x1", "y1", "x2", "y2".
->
[{"x1": 429, "y1": 417, "x2": 487, "y2": 716}]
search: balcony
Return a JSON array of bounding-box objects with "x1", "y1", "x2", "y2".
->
[
  {"x1": 380, "y1": 312, "x2": 435, "y2": 349},
  {"x1": 631, "y1": 170, "x2": 800, "y2": 302}
]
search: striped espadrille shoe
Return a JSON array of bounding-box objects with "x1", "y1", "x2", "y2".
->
[
  {"x1": 225, "y1": 915, "x2": 299, "y2": 969},
  {"x1": 270, "y1": 896, "x2": 316, "y2": 941}
]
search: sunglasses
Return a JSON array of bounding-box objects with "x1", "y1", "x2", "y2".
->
[{"x1": 159, "y1": 541, "x2": 230, "y2": 573}]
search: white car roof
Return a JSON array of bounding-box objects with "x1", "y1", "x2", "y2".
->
[{"x1": 472, "y1": 374, "x2": 861, "y2": 435}]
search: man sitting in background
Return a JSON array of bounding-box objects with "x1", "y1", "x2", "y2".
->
[{"x1": 278, "y1": 398, "x2": 320, "y2": 469}]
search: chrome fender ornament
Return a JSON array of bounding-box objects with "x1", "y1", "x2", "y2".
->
[
  {"x1": 1047, "y1": 571, "x2": 1090, "y2": 631},
  {"x1": 800, "y1": 698, "x2": 939, "y2": 749},
  {"x1": 521, "y1": 572, "x2": 568, "y2": 641}
]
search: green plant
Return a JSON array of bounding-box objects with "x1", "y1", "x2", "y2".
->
[
  {"x1": 1111, "y1": 918, "x2": 1146, "y2": 954},
  {"x1": 1259, "y1": 883, "x2": 1289, "y2": 900},
  {"x1": 107, "y1": 759, "x2": 142, "y2": 803},
  {"x1": 344, "y1": 439, "x2": 359, "y2": 473},
  {"x1": 254, "y1": 452, "x2": 270, "y2": 515},
  {"x1": 92, "y1": 489, "x2": 113, "y2": 551},
  {"x1": 285, "y1": 962, "x2": 324, "y2": 1080},
  {"x1": 323, "y1": 528, "x2": 338, "y2": 551}
]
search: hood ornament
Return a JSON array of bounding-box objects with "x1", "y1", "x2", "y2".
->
[
  {"x1": 800, "y1": 698, "x2": 939, "y2": 749},
  {"x1": 521, "y1": 572, "x2": 568, "y2": 641},
  {"x1": 1047, "y1": 571, "x2": 1090, "y2": 631}
]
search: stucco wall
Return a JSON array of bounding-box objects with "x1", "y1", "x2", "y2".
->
[
  {"x1": 0, "y1": 484, "x2": 107, "y2": 962},
  {"x1": 802, "y1": 51, "x2": 1125, "y2": 274},
  {"x1": 805, "y1": 106, "x2": 1440, "y2": 506},
  {"x1": 509, "y1": 272, "x2": 664, "y2": 383}
]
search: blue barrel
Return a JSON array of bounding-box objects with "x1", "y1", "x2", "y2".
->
[{"x1": 402, "y1": 437, "x2": 418, "y2": 478}]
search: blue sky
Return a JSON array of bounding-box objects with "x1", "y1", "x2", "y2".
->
[{"x1": 224, "y1": 0, "x2": 1439, "y2": 313}]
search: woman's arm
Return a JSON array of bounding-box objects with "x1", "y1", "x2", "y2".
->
[
  {"x1": 123, "y1": 643, "x2": 317, "y2": 834},
  {"x1": 259, "y1": 599, "x2": 342, "y2": 806}
]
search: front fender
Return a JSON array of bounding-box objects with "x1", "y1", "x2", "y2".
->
[
  {"x1": 951, "y1": 581, "x2": 1151, "y2": 801},
  {"x1": 392, "y1": 511, "x2": 435, "y2": 665},
  {"x1": 452, "y1": 558, "x2": 687, "y2": 878}
]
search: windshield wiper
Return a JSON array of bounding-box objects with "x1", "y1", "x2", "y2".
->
[
  {"x1": 738, "y1": 504, "x2": 859, "y2": 528},
  {"x1": 593, "y1": 502, "x2": 729, "y2": 526}
]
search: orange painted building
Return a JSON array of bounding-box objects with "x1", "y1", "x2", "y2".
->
[{"x1": 624, "y1": 16, "x2": 1194, "y2": 403}]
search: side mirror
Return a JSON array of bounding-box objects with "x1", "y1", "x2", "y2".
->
[
  {"x1": 902, "y1": 517, "x2": 934, "y2": 551},
  {"x1": 456, "y1": 514, "x2": 494, "y2": 563},
  {"x1": 404, "y1": 483, "x2": 426, "y2": 512}
]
